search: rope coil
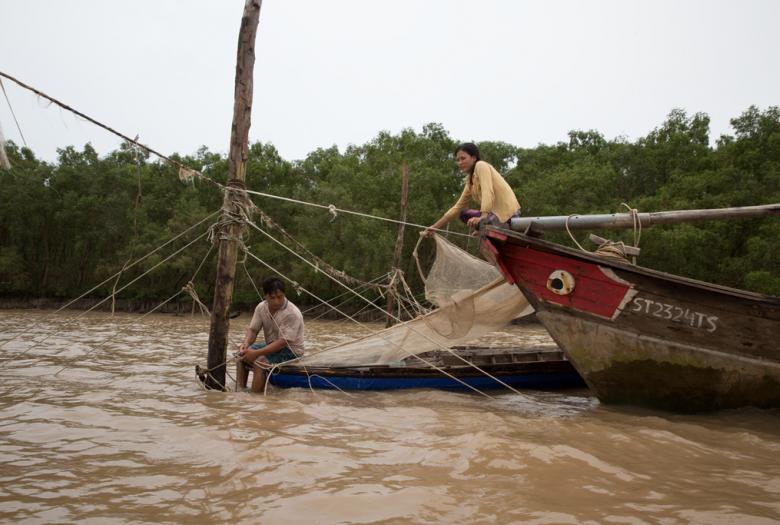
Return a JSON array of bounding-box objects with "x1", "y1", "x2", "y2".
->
[{"x1": 565, "y1": 203, "x2": 643, "y2": 264}]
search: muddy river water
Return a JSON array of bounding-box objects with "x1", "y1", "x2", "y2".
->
[{"x1": 1, "y1": 310, "x2": 779, "y2": 524}]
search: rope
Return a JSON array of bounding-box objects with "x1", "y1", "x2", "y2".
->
[
  {"x1": 301, "y1": 272, "x2": 390, "y2": 316},
  {"x1": 50, "y1": 242, "x2": 216, "y2": 378},
  {"x1": 0, "y1": 70, "x2": 225, "y2": 192},
  {"x1": 412, "y1": 234, "x2": 430, "y2": 284},
  {"x1": 208, "y1": 201, "x2": 250, "y2": 246},
  {"x1": 398, "y1": 271, "x2": 427, "y2": 315},
  {"x1": 253, "y1": 206, "x2": 386, "y2": 291},
  {"x1": 0, "y1": 77, "x2": 27, "y2": 146},
  {"x1": 244, "y1": 187, "x2": 471, "y2": 238},
  {"x1": 565, "y1": 204, "x2": 643, "y2": 264},
  {"x1": 183, "y1": 281, "x2": 210, "y2": 316},
  {"x1": 245, "y1": 219, "x2": 385, "y2": 317},
  {"x1": 593, "y1": 241, "x2": 631, "y2": 261},
  {"x1": 391, "y1": 268, "x2": 428, "y2": 319},
  {"x1": 242, "y1": 249, "x2": 371, "y2": 333},
  {"x1": 306, "y1": 375, "x2": 356, "y2": 397},
  {"x1": 621, "y1": 202, "x2": 642, "y2": 264},
  {"x1": 564, "y1": 215, "x2": 588, "y2": 251},
  {"x1": 242, "y1": 260, "x2": 263, "y2": 297}
]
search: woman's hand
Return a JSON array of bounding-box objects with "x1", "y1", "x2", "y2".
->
[{"x1": 467, "y1": 216, "x2": 483, "y2": 228}]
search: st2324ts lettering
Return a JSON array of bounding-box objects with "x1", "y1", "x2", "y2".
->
[{"x1": 629, "y1": 297, "x2": 718, "y2": 332}]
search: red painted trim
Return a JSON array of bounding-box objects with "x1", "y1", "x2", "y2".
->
[
  {"x1": 481, "y1": 240, "x2": 515, "y2": 284},
  {"x1": 486, "y1": 230, "x2": 508, "y2": 241},
  {"x1": 497, "y1": 243, "x2": 633, "y2": 319}
]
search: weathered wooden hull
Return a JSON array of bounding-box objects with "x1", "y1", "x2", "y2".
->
[
  {"x1": 269, "y1": 346, "x2": 585, "y2": 391},
  {"x1": 484, "y1": 228, "x2": 780, "y2": 412}
]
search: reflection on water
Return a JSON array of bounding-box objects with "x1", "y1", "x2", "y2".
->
[{"x1": 1, "y1": 310, "x2": 779, "y2": 524}]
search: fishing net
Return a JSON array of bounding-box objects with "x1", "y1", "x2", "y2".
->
[{"x1": 297, "y1": 234, "x2": 533, "y2": 367}]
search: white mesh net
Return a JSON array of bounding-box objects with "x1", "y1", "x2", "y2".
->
[{"x1": 297, "y1": 235, "x2": 534, "y2": 367}]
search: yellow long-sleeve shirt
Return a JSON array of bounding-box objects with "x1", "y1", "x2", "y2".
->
[{"x1": 442, "y1": 160, "x2": 521, "y2": 223}]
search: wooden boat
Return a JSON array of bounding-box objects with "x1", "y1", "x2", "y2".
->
[
  {"x1": 482, "y1": 222, "x2": 780, "y2": 412},
  {"x1": 268, "y1": 345, "x2": 585, "y2": 391}
]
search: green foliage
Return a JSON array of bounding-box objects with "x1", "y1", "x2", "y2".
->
[{"x1": 1, "y1": 106, "x2": 779, "y2": 311}]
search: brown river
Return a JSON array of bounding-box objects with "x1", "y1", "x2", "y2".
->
[{"x1": 1, "y1": 309, "x2": 779, "y2": 524}]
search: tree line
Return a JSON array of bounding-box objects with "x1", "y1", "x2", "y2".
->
[{"x1": 0, "y1": 106, "x2": 778, "y2": 313}]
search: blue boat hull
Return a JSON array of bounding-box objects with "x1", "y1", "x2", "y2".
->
[
  {"x1": 268, "y1": 348, "x2": 585, "y2": 391},
  {"x1": 269, "y1": 370, "x2": 585, "y2": 391}
]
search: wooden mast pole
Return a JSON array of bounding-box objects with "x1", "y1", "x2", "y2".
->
[
  {"x1": 385, "y1": 162, "x2": 410, "y2": 327},
  {"x1": 204, "y1": 0, "x2": 262, "y2": 390}
]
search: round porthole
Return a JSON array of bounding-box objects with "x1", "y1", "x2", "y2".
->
[{"x1": 547, "y1": 270, "x2": 575, "y2": 295}]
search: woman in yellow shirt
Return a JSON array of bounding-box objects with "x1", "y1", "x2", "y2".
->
[{"x1": 423, "y1": 143, "x2": 520, "y2": 236}]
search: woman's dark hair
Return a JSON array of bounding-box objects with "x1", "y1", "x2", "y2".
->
[
  {"x1": 262, "y1": 276, "x2": 285, "y2": 295},
  {"x1": 455, "y1": 142, "x2": 481, "y2": 161}
]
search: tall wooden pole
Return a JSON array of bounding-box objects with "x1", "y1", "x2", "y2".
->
[
  {"x1": 205, "y1": 0, "x2": 262, "y2": 390},
  {"x1": 385, "y1": 163, "x2": 409, "y2": 327}
]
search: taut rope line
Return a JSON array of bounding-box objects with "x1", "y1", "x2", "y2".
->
[
  {"x1": 51, "y1": 243, "x2": 216, "y2": 378},
  {"x1": 255, "y1": 208, "x2": 390, "y2": 291},
  {"x1": 301, "y1": 272, "x2": 391, "y2": 317},
  {"x1": 0, "y1": 70, "x2": 225, "y2": 192},
  {"x1": 0, "y1": 78, "x2": 27, "y2": 146},
  {"x1": 244, "y1": 188, "x2": 471, "y2": 238}
]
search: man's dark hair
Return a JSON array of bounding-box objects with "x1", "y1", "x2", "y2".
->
[
  {"x1": 455, "y1": 142, "x2": 481, "y2": 161},
  {"x1": 262, "y1": 276, "x2": 285, "y2": 295}
]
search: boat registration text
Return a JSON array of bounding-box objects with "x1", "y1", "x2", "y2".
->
[{"x1": 629, "y1": 297, "x2": 718, "y2": 332}]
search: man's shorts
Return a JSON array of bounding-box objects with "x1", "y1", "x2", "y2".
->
[{"x1": 249, "y1": 342, "x2": 297, "y2": 366}]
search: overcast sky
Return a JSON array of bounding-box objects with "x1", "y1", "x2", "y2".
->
[{"x1": 1, "y1": 0, "x2": 778, "y2": 163}]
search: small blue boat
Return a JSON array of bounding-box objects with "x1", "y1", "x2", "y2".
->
[{"x1": 269, "y1": 345, "x2": 585, "y2": 391}]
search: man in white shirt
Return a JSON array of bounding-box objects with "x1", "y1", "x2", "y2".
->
[{"x1": 236, "y1": 276, "x2": 305, "y2": 392}]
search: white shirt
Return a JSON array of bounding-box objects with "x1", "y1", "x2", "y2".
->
[{"x1": 248, "y1": 299, "x2": 305, "y2": 356}]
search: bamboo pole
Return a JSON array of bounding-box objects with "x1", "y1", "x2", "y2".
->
[
  {"x1": 385, "y1": 163, "x2": 409, "y2": 327},
  {"x1": 204, "y1": 0, "x2": 262, "y2": 390}
]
